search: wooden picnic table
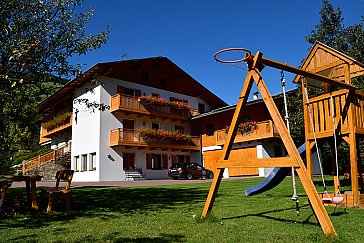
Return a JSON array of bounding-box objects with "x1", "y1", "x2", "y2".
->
[{"x1": 0, "y1": 174, "x2": 43, "y2": 210}]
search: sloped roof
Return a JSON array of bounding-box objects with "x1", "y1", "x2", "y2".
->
[
  {"x1": 40, "y1": 57, "x2": 227, "y2": 110},
  {"x1": 293, "y1": 42, "x2": 364, "y2": 89}
]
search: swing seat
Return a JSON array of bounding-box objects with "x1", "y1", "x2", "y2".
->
[
  {"x1": 322, "y1": 197, "x2": 333, "y2": 204},
  {"x1": 332, "y1": 196, "x2": 344, "y2": 204}
]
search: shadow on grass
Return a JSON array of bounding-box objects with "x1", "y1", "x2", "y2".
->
[
  {"x1": 0, "y1": 186, "x2": 208, "y2": 230},
  {"x1": 74, "y1": 233, "x2": 185, "y2": 243},
  {"x1": 221, "y1": 203, "x2": 320, "y2": 227}
]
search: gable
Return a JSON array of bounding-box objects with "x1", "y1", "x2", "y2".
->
[{"x1": 293, "y1": 42, "x2": 364, "y2": 89}]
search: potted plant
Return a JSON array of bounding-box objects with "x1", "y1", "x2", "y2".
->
[{"x1": 225, "y1": 121, "x2": 258, "y2": 136}]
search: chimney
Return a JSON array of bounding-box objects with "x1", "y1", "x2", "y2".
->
[{"x1": 253, "y1": 91, "x2": 259, "y2": 100}]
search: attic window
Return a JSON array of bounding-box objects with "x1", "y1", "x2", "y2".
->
[
  {"x1": 160, "y1": 78, "x2": 166, "y2": 87},
  {"x1": 142, "y1": 73, "x2": 149, "y2": 83}
]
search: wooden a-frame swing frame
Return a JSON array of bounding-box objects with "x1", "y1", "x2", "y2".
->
[{"x1": 200, "y1": 51, "x2": 348, "y2": 236}]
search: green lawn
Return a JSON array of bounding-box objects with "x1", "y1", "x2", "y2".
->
[{"x1": 1, "y1": 177, "x2": 363, "y2": 242}]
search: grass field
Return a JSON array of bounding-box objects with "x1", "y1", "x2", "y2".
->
[{"x1": 1, "y1": 176, "x2": 363, "y2": 242}]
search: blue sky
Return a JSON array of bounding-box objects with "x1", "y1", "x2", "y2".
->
[{"x1": 72, "y1": 0, "x2": 364, "y2": 105}]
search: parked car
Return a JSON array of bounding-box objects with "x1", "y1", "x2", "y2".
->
[{"x1": 168, "y1": 162, "x2": 214, "y2": 180}]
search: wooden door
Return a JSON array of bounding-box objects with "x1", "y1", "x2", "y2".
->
[
  {"x1": 123, "y1": 119, "x2": 135, "y2": 142},
  {"x1": 123, "y1": 153, "x2": 135, "y2": 169}
]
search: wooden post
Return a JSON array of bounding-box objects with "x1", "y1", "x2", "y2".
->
[
  {"x1": 201, "y1": 71, "x2": 254, "y2": 218},
  {"x1": 302, "y1": 79, "x2": 314, "y2": 178}
]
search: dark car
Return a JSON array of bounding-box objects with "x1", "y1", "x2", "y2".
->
[{"x1": 168, "y1": 162, "x2": 214, "y2": 180}]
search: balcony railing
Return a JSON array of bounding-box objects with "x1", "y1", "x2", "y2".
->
[
  {"x1": 202, "y1": 120, "x2": 279, "y2": 147},
  {"x1": 110, "y1": 94, "x2": 199, "y2": 120},
  {"x1": 40, "y1": 114, "x2": 73, "y2": 139},
  {"x1": 306, "y1": 89, "x2": 364, "y2": 139},
  {"x1": 110, "y1": 128, "x2": 200, "y2": 151},
  {"x1": 22, "y1": 142, "x2": 72, "y2": 173}
]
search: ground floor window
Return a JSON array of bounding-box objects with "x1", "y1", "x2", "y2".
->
[
  {"x1": 89, "y1": 152, "x2": 97, "y2": 171},
  {"x1": 81, "y1": 154, "x2": 87, "y2": 171},
  {"x1": 74, "y1": 156, "x2": 79, "y2": 172},
  {"x1": 152, "y1": 154, "x2": 162, "y2": 170}
]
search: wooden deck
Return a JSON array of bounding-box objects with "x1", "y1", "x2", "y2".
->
[
  {"x1": 110, "y1": 128, "x2": 200, "y2": 151},
  {"x1": 110, "y1": 94, "x2": 199, "y2": 121},
  {"x1": 40, "y1": 114, "x2": 73, "y2": 141},
  {"x1": 202, "y1": 120, "x2": 279, "y2": 147}
]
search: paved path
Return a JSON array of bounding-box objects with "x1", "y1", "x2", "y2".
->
[{"x1": 10, "y1": 176, "x2": 255, "y2": 188}]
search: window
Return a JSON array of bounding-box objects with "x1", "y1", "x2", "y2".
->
[
  {"x1": 152, "y1": 123, "x2": 160, "y2": 130},
  {"x1": 178, "y1": 155, "x2": 185, "y2": 163},
  {"x1": 142, "y1": 72, "x2": 149, "y2": 82},
  {"x1": 151, "y1": 93, "x2": 159, "y2": 97},
  {"x1": 89, "y1": 153, "x2": 96, "y2": 171},
  {"x1": 74, "y1": 156, "x2": 79, "y2": 172},
  {"x1": 152, "y1": 154, "x2": 162, "y2": 170},
  {"x1": 206, "y1": 124, "x2": 214, "y2": 136},
  {"x1": 81, "y1": 154, "x2": 87, "y2": 171},
  {"x1": 123, "y1": 87, "x2": 134, "y2": 97},
  {"x1": 198, "y1": 103, "x2": 205, "y2": 114}
]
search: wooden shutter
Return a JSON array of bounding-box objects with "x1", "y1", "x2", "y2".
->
[
  {"x1": 185, "y1": 155, "x2": 190, "y2": 163},
  {"x1": 146, "y1": 154, "x2": 152, "y2": 169},
  {"x1": 117, "y1": 85, "x2": 124, "y2": 94},
  {"x1": 172, "y1": 155, "x2": 178, "y2": 164},
  {"x1": 135, "y1": 89, "x2": 141, "y2": 97},
  {"x1": 162, "y1": 154, "x2": 168, "y2": 170}
]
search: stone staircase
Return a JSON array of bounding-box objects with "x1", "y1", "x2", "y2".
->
[{"x1": 125, "y1": 168, "x2": 145, "y2": 181}]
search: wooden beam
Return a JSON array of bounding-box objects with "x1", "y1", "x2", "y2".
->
[
  {"x1": 217, "y1": 157, "x2": 299, "y2": 168},
  {"x1": 252, "y1": 55, "x2": 357, "y2": 90},
  {"x1": 250, "y1": 68, "x2": 336, "y2": 236},
  {"x1": 201, "y1": 71, "x2": 254, "y2": 218}
]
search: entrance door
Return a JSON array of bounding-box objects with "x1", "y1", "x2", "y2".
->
[
  {"x1": 123, "y1": 119, "x2": 135, "y2": 142},
  {"x1": 123, "y1": 153, "x2": 135, "y2": 169}
]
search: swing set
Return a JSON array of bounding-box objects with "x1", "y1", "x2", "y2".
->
[{"x1": 201, "y1": 43, "x2": 364, "y2": 236}]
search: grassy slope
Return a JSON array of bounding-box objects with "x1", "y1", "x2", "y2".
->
[{"x1": 1, "y1": 177, "x2": 363, "y2": 242}]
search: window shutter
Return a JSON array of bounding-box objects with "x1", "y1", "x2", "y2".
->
[
  {"x1": 186, "y1": 155, "x2": 190, "y2": 163},
  {"x1": 146, "y1": 154, "x2": 152, "y2": 169},
  {"x1": 135, "y1": 89, "x2": 141, "y2": 97},
  {"x1": 172, "y1": 155, "x2": 178, "y2": 164},
  {"x1": 162, "y1": 154, "x2": 168, "y2": 170}
]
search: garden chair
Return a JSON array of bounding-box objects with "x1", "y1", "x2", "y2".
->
[{"x1": 40, "y1": 170, "x2": 74, "y2": 213}]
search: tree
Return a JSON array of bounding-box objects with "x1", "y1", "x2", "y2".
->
[{"x1": 0, "y1": 0, "x2": 109, "y2": 173}]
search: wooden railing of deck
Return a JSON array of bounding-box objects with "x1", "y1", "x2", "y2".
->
[
  {"x1": 305, "y1": 89, "x2": 359, "y2": 139},
  {"x1": 215, "y1": 120, "x2": 278, "y2": 145},
  {"x1": 110, "y1": 94, "x2": 199, "y2": 120},
  {"x1": 40, "y1": 114, "x2": 73, "y2": 139},
  {"x1": 22, "y1": 142, "x2": 72, "y2": 173},
  {"x1": 110, "y1": 128, "x2": 200, "y2": 150}
]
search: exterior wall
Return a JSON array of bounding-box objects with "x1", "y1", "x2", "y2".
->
[
  {"x1": 71, "y1": 76, "x2": 208, "y2": 181},
  {"x1": 71, "y1": 83, "x2": 102, "y2": 182}
]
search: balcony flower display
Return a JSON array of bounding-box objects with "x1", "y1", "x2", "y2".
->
[
  {"x1": 225, "y1": 121, "x2": 258, "y2": 135},
  {"x1": 139, "y1": 96, "x2": 191, "y2": 110},
  {"x1": 43, "y1": 111, "x2": 72, "y2": 131},
  {"x1": 138, "y1": 128, "x2": 192, "y2": 143}
]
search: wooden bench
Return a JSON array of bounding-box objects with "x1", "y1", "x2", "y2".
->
[{"x1": 40, "y1": 170, "x2": 74, "y2": 213}]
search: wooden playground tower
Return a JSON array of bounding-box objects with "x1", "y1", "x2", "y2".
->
[
  {"x1": 295, "y1": 42, "x2": 364, "y2": 207},
  {"x1": 201, "y1": 43, "x2": 364, "y2": 236}
]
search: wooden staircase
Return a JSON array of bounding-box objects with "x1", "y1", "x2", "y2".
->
[{"x1": 22, "y1": 143, "x2": 72, "y2": 180}]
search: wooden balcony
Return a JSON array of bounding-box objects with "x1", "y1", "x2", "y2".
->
[
  {"x1": 110, "y1": 94, "x2": 199, "y2": 121},
  {"x1": 40, "y1": 114, "x2": 72, "y2": 140},
  {"x1": 202, "y1": 120, "x2": 279, "y2": 147},
  {"x1": 306, "y1": 89, "x2": 364, "y2": 139},
  {"x1": 110, "y1": 128, "x2": 200, "y2": 151}
]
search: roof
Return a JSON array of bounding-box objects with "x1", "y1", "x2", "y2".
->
[
  {"x1": 293, "y1": 42, "x2": 364, "y2": 89},
  {"x1": 40, "y1": 57, "x2": 227, "y2": 110},
  {"x1": 191, "y1": 88, "x2": 297, "y2": 120}
]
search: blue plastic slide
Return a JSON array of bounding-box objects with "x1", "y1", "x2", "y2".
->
[{"x1": 244, "y1": 143, "x2": 306, "y2": 196}]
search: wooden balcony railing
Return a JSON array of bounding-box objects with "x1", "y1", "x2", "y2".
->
[
  {"x1": 110, "y1": 94, "x2": 199, "y2": 120},
  {"x1": 202, "y1": 120, "x2": 279, "y2": 147},
  {"x1": 40, "y1": 114, "x2": 73, "y2": 139},
  {"x1": 22, "y1": 142, "x2": 72, "y2": 173},
  {"x1": 110, "y1": 128, "x2": 200, "y2": 151},
  {"x1": 305, "y1": 89, "x2": 364, "y2": 139}
]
